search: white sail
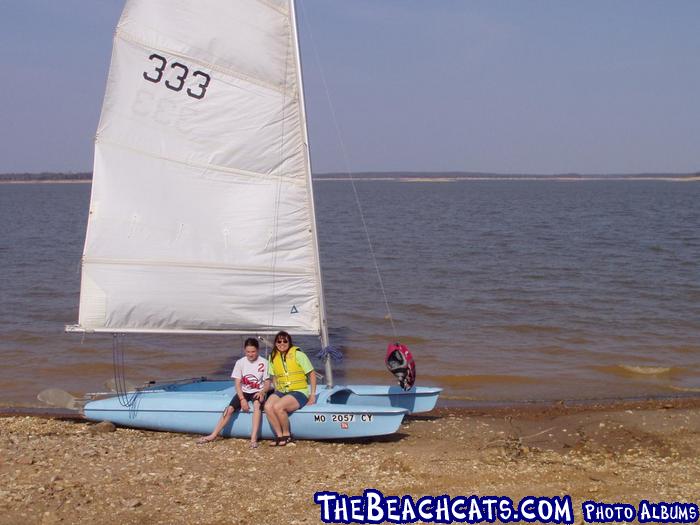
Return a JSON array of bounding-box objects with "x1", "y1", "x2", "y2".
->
[{"x1": 75, "y1": 0, "x2": 324, "y2": 335}]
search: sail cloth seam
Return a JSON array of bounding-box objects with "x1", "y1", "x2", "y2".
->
[
  {"x1": 82, "y1": 257, "x2": 316, "y2": 276},
  {"x1": 116, "y1": 29, "x2": 288, "y2": 96},
  {"x1": 255, "y1": 0, "x2": 289, "y2": 17},
  {"x1": 269, "y1": 12, "x2": 293, "y2": 330},
  {"x1": 94, "y1": 139, "x2": 308, "y2": 188}
]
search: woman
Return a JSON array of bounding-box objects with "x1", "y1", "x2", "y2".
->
[
  {"x1": 265, "y1": 331, "x2": 316, "y2": 446},
  {"x1": 196, "y1": 338, "x2": 270, "y2": 448}
]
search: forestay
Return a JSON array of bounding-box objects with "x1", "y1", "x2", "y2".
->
[{"x1": 74, "y1": 0, "x2": 325, "y2": 335}]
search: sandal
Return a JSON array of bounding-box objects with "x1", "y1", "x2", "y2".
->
[
  {"x1": 269, "y1": 435, "x2": 291, "y2": 447},
  {"x1": 196, "y1": 435, "x2": 218, "y2": 444},
  {"x1": 249, "y1": 441, "x2": 259, "y2": 449}
]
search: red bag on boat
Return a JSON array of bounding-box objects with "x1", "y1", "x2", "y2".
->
[{"x1": 385, "y1": 343, "x2": 416, "y2": 391}]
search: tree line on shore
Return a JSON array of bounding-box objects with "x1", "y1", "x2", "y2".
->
[{"x1": 0, "y1": 172, "x2": 92, "y2": 182}]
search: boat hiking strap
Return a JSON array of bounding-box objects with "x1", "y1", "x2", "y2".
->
[
  {"x1": 112, "y1": 333, "x2": 138, "y2": 407},
  {"x1": 299, "y1": 2, "x2": 397, "y2": 340}
]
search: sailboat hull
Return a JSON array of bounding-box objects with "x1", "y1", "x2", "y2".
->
[
  {"x1": 83, "y1": 380, "x2": 407, "y2": 440},
  {"x1": 334, "y1": 385, "x2": 442, "y2": 413}
]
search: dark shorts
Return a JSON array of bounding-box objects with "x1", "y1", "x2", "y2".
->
[
  {"x1": 273, "y1": 390, "x2": 308, "y2": 408},
  {"x1": 229, "y1": 391, "x2": 265, "y2": 410}
]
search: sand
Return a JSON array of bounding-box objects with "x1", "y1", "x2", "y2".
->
[{"x1": 1, "y1": 398, "x2": 699, "y2": 524}]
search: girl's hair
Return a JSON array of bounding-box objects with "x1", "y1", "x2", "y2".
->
[
  {"x1": 270, "y1": 330, "x2": 293, "y2": 362},
  {"x1": 243, "y1": 338, "x2": 259, "y2": 349}
]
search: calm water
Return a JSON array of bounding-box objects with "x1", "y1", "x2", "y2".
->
[{"x1": 1, "y1": 180, "x2": 699, "y2": 406}]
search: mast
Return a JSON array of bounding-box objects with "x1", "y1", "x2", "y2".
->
[{"x1": 290, "y1": 0, "x2": 333, "y2": 387}]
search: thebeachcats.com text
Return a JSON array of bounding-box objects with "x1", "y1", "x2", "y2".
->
[
  {"x1": 313, "y1": 490, "x2": 699, "y2": 524},
  {"x1": 314, "y1": 491, "x2": 573, "y2": 524}
]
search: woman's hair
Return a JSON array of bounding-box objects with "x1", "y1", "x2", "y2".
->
[
  {"x1": 270, "y1": 330, "x2": 293, "y2": 362},
  {"x1": 243, "y1": 337, "x2": 259, "y2": 349}
]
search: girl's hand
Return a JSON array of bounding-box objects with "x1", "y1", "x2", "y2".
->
[
  {"x1": 307, "y1": 394, "x2": 316, "y2": 406},
  {"x1": 241, "y1": 399, "x2": 250, "y2": 412}
]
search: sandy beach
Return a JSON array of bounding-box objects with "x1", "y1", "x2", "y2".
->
[{"x1": 2, "y1": 398, "x2": 699, "y2": 524}]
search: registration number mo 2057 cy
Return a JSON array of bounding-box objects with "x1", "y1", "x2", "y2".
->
[{"x1": 313, "y1": 414, "x2": 374, "y2": 423}]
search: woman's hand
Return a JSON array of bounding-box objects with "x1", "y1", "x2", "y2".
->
[{"x1": 307, "y1": 394, "x2": 316, "y2": 406}]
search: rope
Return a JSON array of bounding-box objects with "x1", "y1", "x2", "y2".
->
[
  {"x1": 112, "y1": 333, "x2": 137, "y2": 407},
  {"x1": 298, "y1": 2, "x2": 398, "y2": 339},
  {"x1": 316, "y1": 344, "x2": 343, "y2": 362},
  {"x1": 258, "y1": 335, "x2": 272, "y2": 360}
]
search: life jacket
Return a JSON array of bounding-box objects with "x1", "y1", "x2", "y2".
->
[
  {"x1": 385, "y1": 342, "x2": 416, "y2": 391},
  {"x1": 270, "y1": 346, "x2": 308, "y2": 393}
]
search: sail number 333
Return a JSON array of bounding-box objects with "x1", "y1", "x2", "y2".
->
[{"x1": 143, "y1": 53, "x2": 211, "y2": 100}]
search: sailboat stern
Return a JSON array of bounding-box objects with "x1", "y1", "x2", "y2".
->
[{"x1": 333, "y1": 385, "x2": 443, "y2": 413}]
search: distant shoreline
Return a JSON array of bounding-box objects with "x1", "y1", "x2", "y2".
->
[
  {"x1": 0, "y1": 179, "x2": 92, "y2": 184},
  {"x1": 0, "y1": 172, "x2": 92, "y2": 184},
  {"x1": 316, "y1": 175, "x2": 700, "y2": 182},
  {"x1": 1, "y1": 171, "x2": 699, "y2": 184}
]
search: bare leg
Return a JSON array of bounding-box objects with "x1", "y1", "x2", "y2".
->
[
  {"x1": 273, "y1": 395, "x2": 301, "y2": 440},
  {"x1": 251, "y1": 400, "x2": 262, "y2": 447},
  {"x1": 265, "y1": 394, "x2": 283, "y2": 440},
  {"x1": 197, "y1": 405, "x2": 235, "y2": 443}
]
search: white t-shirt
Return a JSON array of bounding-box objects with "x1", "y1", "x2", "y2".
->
[{"x1": 231, "y1": 356, "x2": 269, "y2": 394}]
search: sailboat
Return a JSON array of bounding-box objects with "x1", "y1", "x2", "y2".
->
[{"x1": 66, "y1": 0, "x2": 441, "y2": 439}]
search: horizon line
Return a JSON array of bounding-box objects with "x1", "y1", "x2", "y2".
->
[{"x1": 1, "y1": 169, "x2": 699, "y2": 179}]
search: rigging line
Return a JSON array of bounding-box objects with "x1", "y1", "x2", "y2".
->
[
  {"x1": 112, "y1": 334, "x2": 128, "y2": 406},
  {"x1": 112, "y1": 333, "x2": 137, "y2": 407},
  {"x1": 298, "y1": 3, "x2": 397, "y2": 339}
]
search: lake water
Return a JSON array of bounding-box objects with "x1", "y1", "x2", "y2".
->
[{"x1": 1, "y1": 179, "x2": 699, "y2": 406}]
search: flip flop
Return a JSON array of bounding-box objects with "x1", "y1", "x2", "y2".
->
[
  {"x1": 196, "y1": 436, "x2": 218, "y2": 444},
  {"x1": 249, "y1": 442, "x2": 259, "y2": 449}
]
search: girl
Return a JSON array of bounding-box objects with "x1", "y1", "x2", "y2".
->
[{"x1": 196, "y1": 338, "x2": 270, "y2": 448}]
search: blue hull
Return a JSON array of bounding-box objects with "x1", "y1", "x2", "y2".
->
[
  {"x1": 335, "y1": 385, "x2": 442, "y2": 413},
  {"x1": 84, "y1": 380, "x2": 410, "y2": 440}
]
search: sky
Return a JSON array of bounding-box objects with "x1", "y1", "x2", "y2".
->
[{"x1": 0, "y1": 1, "x2": 698, "y2": 175}]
